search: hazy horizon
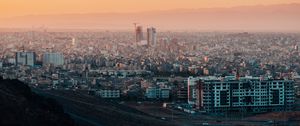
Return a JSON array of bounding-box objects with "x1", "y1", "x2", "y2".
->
[
  {"x1": 0, "y1": 1, "x2": 300, "y2": 32},
  {"x1": 1, "y1": 0, "x2": 300, "y2": 18}
]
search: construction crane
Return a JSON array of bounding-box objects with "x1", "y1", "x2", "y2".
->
[{"x1": 133, "y1": 23, "x2": 138, "y2": 29}]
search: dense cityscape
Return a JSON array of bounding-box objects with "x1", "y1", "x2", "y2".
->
[
  {"x1": 0, "y1": 26, "x2": 300, "y2": 125},
  {"x1": 1, "y1": 1, "x2": 300, "y2": 126}
]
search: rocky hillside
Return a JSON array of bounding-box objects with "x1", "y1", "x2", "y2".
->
[{"x1": 0, "y1": 77, "x2": 75, "y2": 126}]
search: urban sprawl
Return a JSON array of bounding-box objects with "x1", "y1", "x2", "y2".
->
[{"x1": 1, "y1": 26, "x2": 300, "y2": 115}]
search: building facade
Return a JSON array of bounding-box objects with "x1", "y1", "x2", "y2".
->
[
  {"x1": 147, "y1": 27, "x2": 157, "y2": 47},
  {"x1": 96, "y1": 89, "x2": 120, "y2": 98},
  {"x1": 145, "y1": 86, "x2": 170, "y2": 99},
  {"x1": 176, "y1": 87, "x2": 188, "y2": 101},
  {"x1": 43, "y1": 52, "x2": 64, "y2": 66},
  {"x1": 188, "y1": 76, "x2": 295, "y2": 113},
  {"x1": 15, "y1": 52, "x2": 36, "y2": 66},
  {"x1": 135, "y1": 26, "x2": 143, "y2": 43},
  {"x1": 188, "y1": 77, "x2": 199, "y2": 105}
]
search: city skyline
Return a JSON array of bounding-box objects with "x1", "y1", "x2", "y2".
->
[{"x1": 1, "y1": 1, "x2": 300, "y2": 126}]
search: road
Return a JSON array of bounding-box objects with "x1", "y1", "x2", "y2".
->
[
  {"x1": 32, "y1": 89, "x2": 175, "y2": 126},
  {"x1": 32, "y1": 88, "x2": 300, "y2": 126},
  {"x1": 33, "y1": 89, "x2": 104, "y2": 126}
]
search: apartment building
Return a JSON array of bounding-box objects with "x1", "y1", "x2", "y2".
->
[{"x1": 188, "y1": 76, "x2": 295, "y2": 113}]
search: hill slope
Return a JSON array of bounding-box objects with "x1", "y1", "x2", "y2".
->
[{"x1": 0, "y1": 77, "x2": 75, "y2": 126}]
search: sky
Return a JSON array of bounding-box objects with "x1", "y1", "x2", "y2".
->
[{"x1": 0, "y1": 0, "x2": 300, "y2": 18}]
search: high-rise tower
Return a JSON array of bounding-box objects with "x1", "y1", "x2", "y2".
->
[
  {"x1": 135, "y1": 26, "x2": 143, "y2": 43},
  {"x1": 147, "y1": 27, "x2": 157, "y2": 47}
]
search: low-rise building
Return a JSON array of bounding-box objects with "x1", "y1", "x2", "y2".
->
[
  {"x1": 96, "y1": 89, "x2": 120, "y2": 98},
  {"x1": 145, "y1": 86, "x2": 170, "y2": 99},
  {"x1": 176, "y1": 87, "x2": 188, "y2": 101}
]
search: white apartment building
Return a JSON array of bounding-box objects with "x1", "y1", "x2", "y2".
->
[
  {"x1": 43, "y1": 52, "x2": 64, "y2": 66},
  {"x1": 15, "y1": 52, "x2": 36, "y2": 67},
  {"x1": 188, "y1": 76, "x2": 295, "y2": 113}
]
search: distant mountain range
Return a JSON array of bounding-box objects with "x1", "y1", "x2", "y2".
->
[{"x1": 0, "y1": 3, "x2": 300, "y2": 31}]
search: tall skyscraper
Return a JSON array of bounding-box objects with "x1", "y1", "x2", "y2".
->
[
  {"x1": 135, "y1": 26, "x2": 143, "y2": 43},
  {"x1": 43, "y1": 52, "x2": 64, "y2": 66},
  {"x1": 15, "y1": 52, "x2": 36, "y2": 67},
  {"x1": 147, "y1": 27, "x2": 157, "y2": 47}
]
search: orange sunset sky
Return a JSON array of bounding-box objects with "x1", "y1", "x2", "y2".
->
[{"x1": 0, "y1": 0, "x2": 299, "y2": 18}]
